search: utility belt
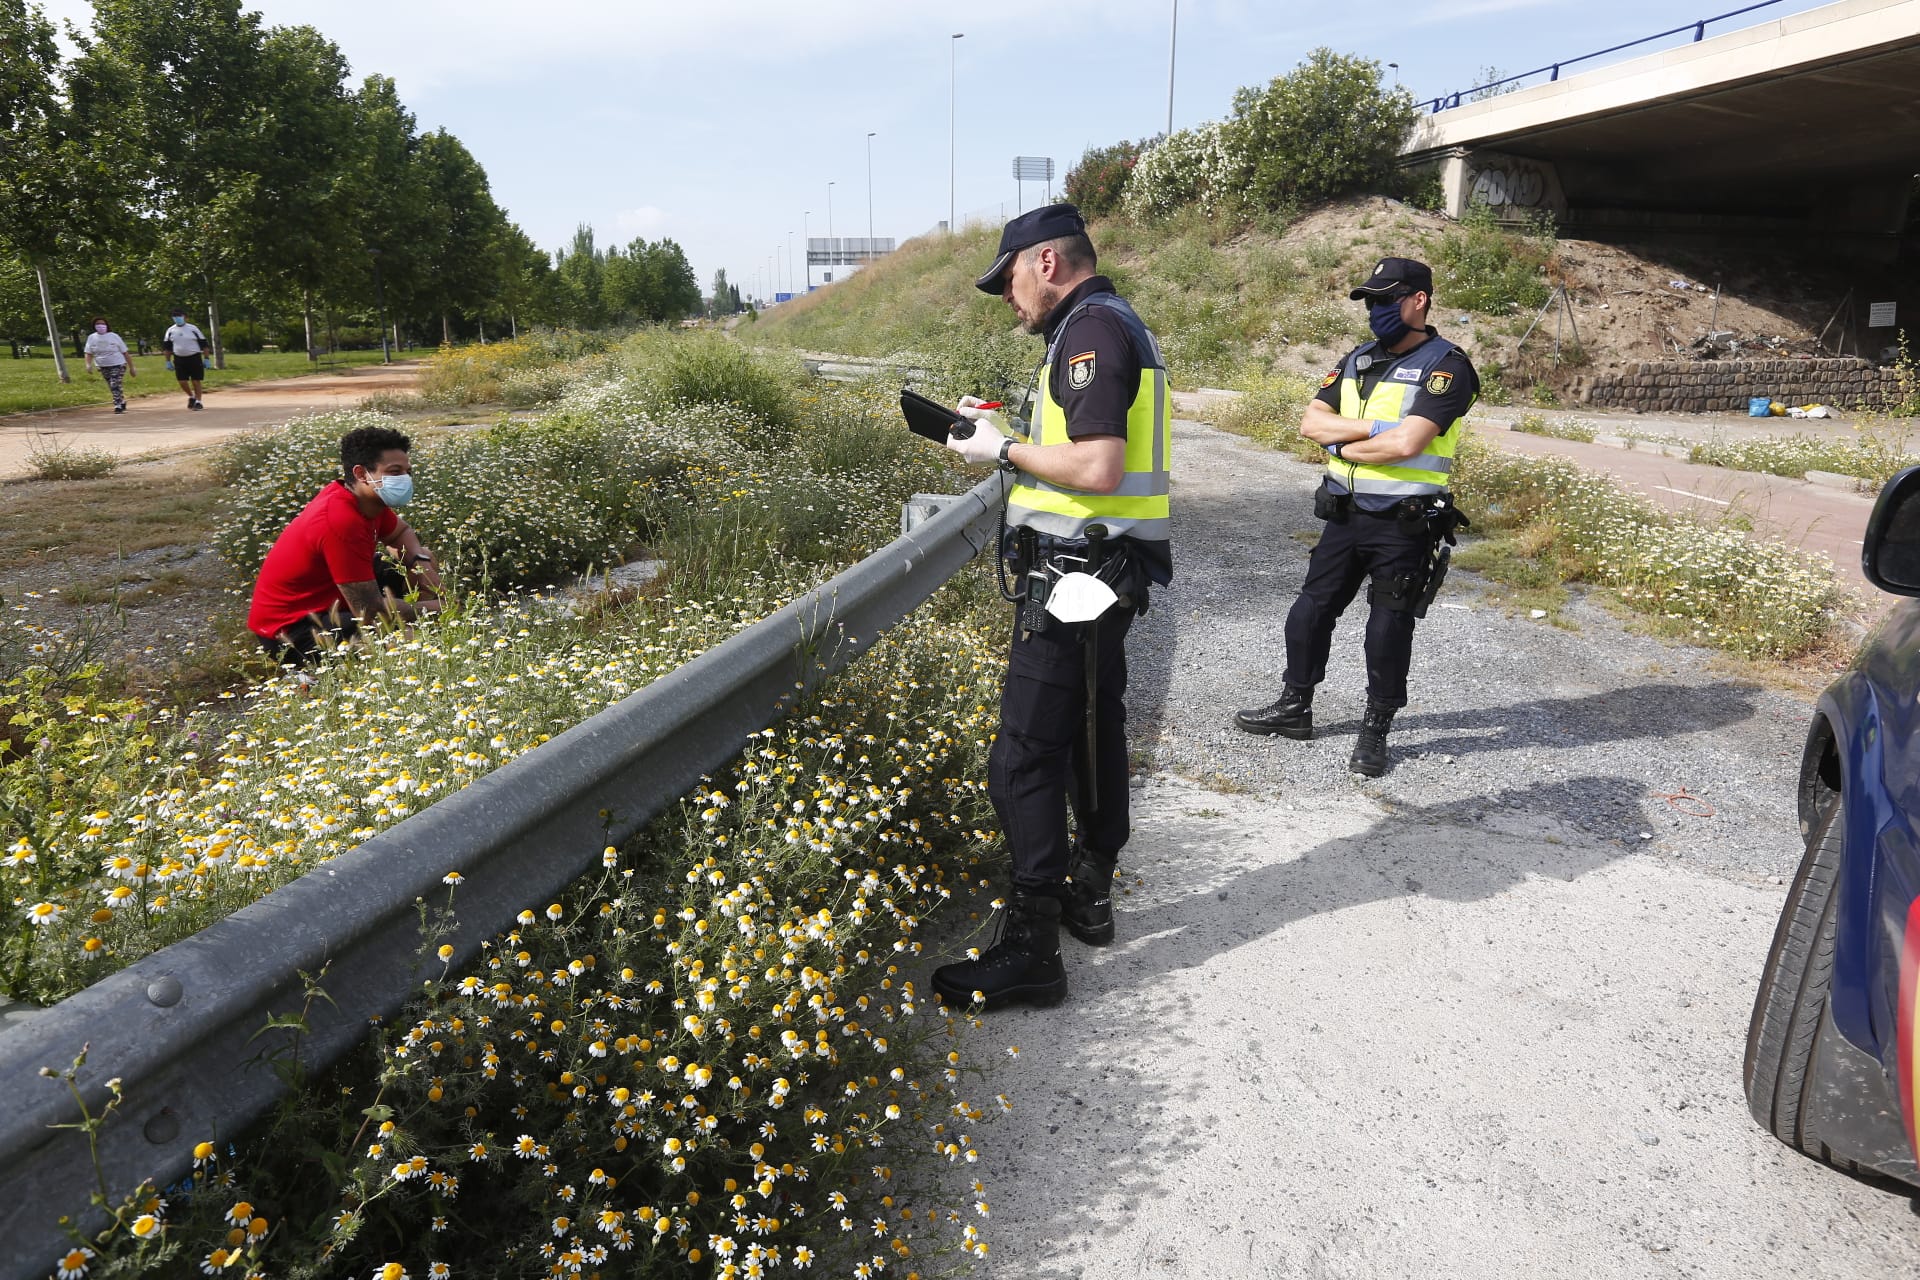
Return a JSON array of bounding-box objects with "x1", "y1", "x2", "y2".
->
[
  {"x1": 1313, "y1": 479, "x2": 1467, "y2": 538},
  {"x1": 1010, "y1": 527, "x2": 1146, "y2": 637},
  {"x1": 1313, "y1": 481, "x2": 1472, "y2": 619}
]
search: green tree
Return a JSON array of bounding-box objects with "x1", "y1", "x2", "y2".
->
[
  {"x1": 709, "y1": 268, "x2": 732, "y2": 317},
  {"x1": 492, "y1": 224, "x2": 553, "y2": 335},
  {"x1": 72, "y1": 0, "x2": 275, "y2": 368},
  {"x1": 1225, "y1": 48, "x2": 1417, "y2": 212},
  {"x1": 1064, "y1": 139, "x2": 1143, "y2": 218},
  {"x1": 344, "y1": 75, "x2": 433, "y2": 345},
  {"x1": 552, "y1": 224, "x2": 606, "y2": 329},
  {"x1": 236, "y1": 24, "x2": 360, "y2": 359},
  {"x1": 0, "y1": 0, "x2": 128, "y2": 378},
  {"x1": 416, "y1": 128, "x2": 507, "y2": 342}
]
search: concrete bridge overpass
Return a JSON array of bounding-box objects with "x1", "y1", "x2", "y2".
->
[{"x1": 1403, "y1": 0, "x2": 1920, "y2": 255}]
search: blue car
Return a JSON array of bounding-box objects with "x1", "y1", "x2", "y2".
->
[{"x1": 1746, "y1": 464, "x2": 1920, "y2": 1188}]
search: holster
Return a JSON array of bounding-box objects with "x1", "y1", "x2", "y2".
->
[
  {"x1": 1313, "y1": 478, "x2": 1351, "y2": 523},
  {"x1": 1413, "y1": 545, "x2": 1453, "y2": 618}
]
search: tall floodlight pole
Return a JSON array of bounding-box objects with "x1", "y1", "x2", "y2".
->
[
  {"x1": 866, "y1": 131, "x2": 877, "y2": 249},
  {"x1": 803, "y1": 211, "x2": 810, "y2": 290},
  {"x1": 950, "y1": 33, "x2": 964, "y2": 232},
  {"x1": 1166, "y1": 0, "x2": 1178, "y2": 137},
  {"x1": 787, "y1": 230, "x2": 795, "y2": 297},
  {"x1": 827, "y1": 182, "x2": 836, "y2": 271}
]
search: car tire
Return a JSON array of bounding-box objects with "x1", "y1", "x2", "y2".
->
[{"x1": 1742, "y1": 792, "x2": 1866, "y2": 1174}]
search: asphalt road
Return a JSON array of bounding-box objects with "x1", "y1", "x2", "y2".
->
[{"x1": 940, "y1": 414, "x2": 1920, "y2": 1280}]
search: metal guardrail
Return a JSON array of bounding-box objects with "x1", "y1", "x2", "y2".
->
[
  {"x1": 1419, "y1": 0, "x2": 1790, "y2": 112},
  {"x1": 0, "y1": 471, "x2": 1003, "y2": 1276}
]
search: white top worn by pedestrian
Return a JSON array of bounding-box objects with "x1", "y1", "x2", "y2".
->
[
  {"x1": 163, "y1": 321, "x2": 206, "y2": 356},
  {"x1": 83, "y1": 330, "x2": 129, "y2": 367}
]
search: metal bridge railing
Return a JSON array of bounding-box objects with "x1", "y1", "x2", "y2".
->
[
  {"x1": 1419, "y1": 0, "x2": 1792, "y2": 113},
  {"x1": 0, "y1": 471, "x2": 1003, "y2": 1277}
]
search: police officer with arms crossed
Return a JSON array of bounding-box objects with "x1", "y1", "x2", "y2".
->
[
  {"x1": 1234, "y1": 257, "x2": 1476, "y2": 776},
  {"x1": 930, "y1": 203, "x2": 1172, "y2": 1011}
]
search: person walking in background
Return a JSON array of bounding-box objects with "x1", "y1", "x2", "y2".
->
[
  {"x1": 162, "y1": 308, "x2": 209, "y2": 410},
  {"x1": 82, "y1": 316, "x2": 136, "y2": 413},
  {"x1": 1234, "y1": 256, "x2": 1476, "y2": 776}
]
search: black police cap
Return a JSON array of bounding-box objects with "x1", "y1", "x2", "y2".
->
[
  {"x1": 1349, "y1": 256, "x2": 1435, "y2": 301},
  {"x1": 975, "y1": 203, "x2": 1089, "y2": 294}
]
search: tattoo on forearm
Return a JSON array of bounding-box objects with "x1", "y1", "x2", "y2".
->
[{"x1": 338, "y1": 580, "x2": 386, "y2": 620}]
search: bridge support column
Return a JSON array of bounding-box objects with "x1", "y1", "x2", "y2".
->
[{"x1": 1439, "y1": 147, "x2": 1568, "y2": 224}]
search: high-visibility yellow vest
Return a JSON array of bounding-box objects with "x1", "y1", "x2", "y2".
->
[
  {"x1": 1325, "y1": 334, "x2": 1472, "y2": 499},
  {"x1": 1007, "y1": 293, "x2": 1170, "y2": 544}
]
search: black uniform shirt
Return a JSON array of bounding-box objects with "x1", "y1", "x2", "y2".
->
[
  {"x1": 1028, "y1": 274, "x2": 1171, "y2": 585},
  {"x1": 1312, "y1": 329, "x2": 1479, "y2": 427},
  {"x1": 1314, "y1": 330, "x2": 1478, "y2": 511},
  {"x1": 1040, "y1": 276, "x2": 1139, "y2": 440}
]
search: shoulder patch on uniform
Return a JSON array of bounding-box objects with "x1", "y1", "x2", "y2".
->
[
  {"x1": 1426, "y1": 370, "x2": 1454, "y2": 395},
  {"x1": 1319, "y1": 367, "x2": 1339, "y2": 388},
  {"x1": 1067, "y1": 350, "x2": 1096, "y2": 390}
]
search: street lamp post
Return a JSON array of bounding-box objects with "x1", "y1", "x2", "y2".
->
[
  {"x1": 1166, "y1": 0, "x2": 1178, "y2": 138},
  {"x1": 803, "y1": 210, "x2": 811, "y2": 291},
  {"x1": 950, "y1": 33, "x2": 964, "y2": 233},
  {"x1": 827, "y1": 182, "x2": 836, "y2": 280},
  {"x1": 866, "y1": 131, "x2": 877, "y2": 249},
  {"x1": 787, "y1": 230, "x2": 795, "y2": 299},
  {"x1": 369, "y1": 248, "x2": 390, "y2": 364}
]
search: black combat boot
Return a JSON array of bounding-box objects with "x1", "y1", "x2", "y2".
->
[
  {"x1": 1063, "y1": 847, "x2": 1118, "y2": 946},
  {"x1": 1349, "y1": 700, "x2": 1397, "y2": 777},
  {"x1": 931, "y1": 891, "x2": 1067, "y2": 1011},
  {"x1": 1234, "y1": 685, "x2": 1314, "y2": 739}
]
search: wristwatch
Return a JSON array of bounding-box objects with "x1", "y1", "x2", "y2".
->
[
  {"x1": 997, "y1": 436, "x2": 1017, "y2": 470},
  {"x1": 1327, "y1": 442, "x2": 1345, "y2": 460},
  {"x1": 406, "y1": 552, "x2": 433, "y2": 566}
]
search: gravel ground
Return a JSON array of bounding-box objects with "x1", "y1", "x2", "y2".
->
[
  {"x1": 926, "y1": 416, "x2": 1920, "y2": 1279},
  {"x1": 1128, "y1": 416, "x2": 1813, "y2": 883}
]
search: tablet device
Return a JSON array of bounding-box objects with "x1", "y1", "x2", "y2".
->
[{"x1": 900, "y1": 387, "x2": 976, "y2": 442}]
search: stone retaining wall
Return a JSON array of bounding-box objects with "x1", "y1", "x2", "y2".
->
[{"x1": 1580, "y1": 358, "x2": 1904, "y2": 414}]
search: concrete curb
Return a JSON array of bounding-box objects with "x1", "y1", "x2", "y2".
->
[{"x1": 1805, "y1": 469, "x2": 1864, "y2": 490}]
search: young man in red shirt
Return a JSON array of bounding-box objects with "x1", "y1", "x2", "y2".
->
[{"x1": 247, "y1": 425, "x2": 442, "y2": 665}]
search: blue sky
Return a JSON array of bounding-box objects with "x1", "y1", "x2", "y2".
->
[{"x1": 45, "y1": 0, "x2": 1836, "y2": 301}]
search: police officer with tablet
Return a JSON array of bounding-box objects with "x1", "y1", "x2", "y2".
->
[{"x1": 928, "y1": 203, "x2": 1172, "y2": 1011}]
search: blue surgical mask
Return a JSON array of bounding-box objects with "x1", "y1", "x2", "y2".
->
[
  {"x1": 370, "y1": 473, "x2": 414, "y2": 508},
  {"x1": 171, "y1": 315, "x2": 184, "y2": 324},
  {"x1": 1368, "y1": 297, "x2": 1412, "y2": 345}
]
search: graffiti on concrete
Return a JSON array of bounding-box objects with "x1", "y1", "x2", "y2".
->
[{"x1": 1468, "y1": 158, "x2": 1554, "y2": 211}]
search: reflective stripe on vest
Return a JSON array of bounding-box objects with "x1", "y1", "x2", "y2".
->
[
  {"x1": 1007, "y1": 293, "x2": 1172, "y2": 542},
  {"x1": 1326, "y1": 336, "x2": 1471, "y2": 498}
]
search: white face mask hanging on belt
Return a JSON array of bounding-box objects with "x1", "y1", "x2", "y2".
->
[{"x1": 1044, "y1": 572, "x2": 1118, "y2": 624}]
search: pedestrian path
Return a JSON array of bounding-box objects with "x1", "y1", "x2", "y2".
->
[{"x1": 0, "y1": 362, "x2": 424, "y2": 480}]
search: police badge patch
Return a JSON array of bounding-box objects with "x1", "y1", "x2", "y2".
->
[
  {"x1": 1319, "y1": 367, "x2": 1339, "y2": 388},
  {"x1": 1426, "y1": 370, "x2": 1454, "y2": 395},
  {"x1": 1067, "y1": 351, "x2": 1096, "y2": 390}
]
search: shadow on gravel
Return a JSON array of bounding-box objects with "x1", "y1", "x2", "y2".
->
[
  {"x1": 1314, "y1": 680, "x2": 1764, "y2": 757},
  {"x1": 949, "y1": 775, "x2": 1643, "y2": 1277}
]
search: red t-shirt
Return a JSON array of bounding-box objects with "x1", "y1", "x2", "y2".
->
[{"x1": 247, "y1": 481, "x2": 398, "y2": 639}]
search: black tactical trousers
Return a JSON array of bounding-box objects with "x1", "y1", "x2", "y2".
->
[
  {"x1": 989, "y1": 603, "x2": 1135, "y2": 893},
  {"x1": 1282, "y1": 512, "x2": 1433, "y2": 708}
]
